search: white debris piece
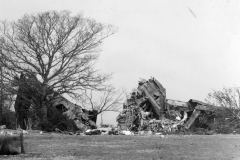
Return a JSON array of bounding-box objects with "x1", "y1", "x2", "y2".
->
[
  {"x1": 85, "y1": 129, "x2": 91, "y2": 133},
  {"x1": 22, "y1": 130, "x2": 28, "y2": 134},
  {"x1": 121, "y1": 130, "x2": 134, "y2": 135},
  {"x1": 0, "y1": 125, "x2": 6, "y2": 129}
]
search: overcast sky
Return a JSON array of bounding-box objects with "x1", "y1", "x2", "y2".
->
[{"x1": 1, "y1": 0, "x2": 240, "y2": 125}]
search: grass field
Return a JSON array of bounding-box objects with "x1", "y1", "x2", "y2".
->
[{"x1": 1, "y1": 132, "x2": 240, "y2": 160}]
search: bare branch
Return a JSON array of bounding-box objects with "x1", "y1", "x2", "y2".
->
[{"x1": 75, "y1": 85, "x2": 124, "y2": 116}]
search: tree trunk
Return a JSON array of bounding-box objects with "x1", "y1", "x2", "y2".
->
[
  {"x1": 100, "y1": 113, "x2": 103, "y2": 126},
  {"x1": 39, "y1": 101, "x2": 48, "y2": 122},
  {"x1": 0, "y1": 64, "x2": 3, "y2": 125},
  {"x1": 41, "y1": 83, "x2": 48, "y2": 121},
  {"x1": 42, "y1": 104, "x2": 48, "y2": 121}
]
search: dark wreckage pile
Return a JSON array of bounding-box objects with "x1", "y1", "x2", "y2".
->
[{"x1": 116, "y1": 78, "x2": 216, "y2": 134}]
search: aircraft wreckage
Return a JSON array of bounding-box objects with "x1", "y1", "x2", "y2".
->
[{"x1": 116, "y1": 78, "x2": 216, "y2": 133}]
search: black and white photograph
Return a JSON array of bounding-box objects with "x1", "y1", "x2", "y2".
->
[{"x1": 0, "y1": 0, "x2": 240, "y2": 159}]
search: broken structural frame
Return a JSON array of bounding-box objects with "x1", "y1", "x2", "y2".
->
[{"x1": 116, "y1": 77, "x2": 216, "y2": 132}]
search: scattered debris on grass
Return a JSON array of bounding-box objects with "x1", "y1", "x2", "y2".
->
[{"x1": 8, "y1": 76, "x2": 240, "y2": 137}]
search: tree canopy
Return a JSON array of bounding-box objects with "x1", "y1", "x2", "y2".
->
[{"x1": 0, "y1": 10, "x2": 116, "y2": 97}]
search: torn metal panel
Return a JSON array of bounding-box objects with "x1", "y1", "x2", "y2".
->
[
  {"x1": 138, "y1": 84, "x2": 162, "y2": 117},
  {"x1": 150, "y1": 78, "x2": 166, "y2": 97},
  {"x1": 184, "y1": 109, "x2": 201, "y2": 129},
  {"x1": 138, "y1": 78, "x2": 166, "y2": 117},
  {"x1": 196, "y1": 105, "x2": 214, "y2": 111},
  {"x1": 188, "y1": 99, "x2": 208, "y2": 109},
  {"x1": 166, "y1": 99, "x2": 189, "y2": 107},
  {"x1": 195, "y1": 104, "x2": 218, "y2": 112},
  {"x1": 166, "y1": 99, "x2": 192, "y2": 111}
]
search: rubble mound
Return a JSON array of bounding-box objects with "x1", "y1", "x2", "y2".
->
[{"x1": 117, "y1": 77, "x2": 216, "y2": 134}]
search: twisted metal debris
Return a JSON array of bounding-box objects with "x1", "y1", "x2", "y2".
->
[{"x1": 116, "y1": 77, "x2": 216, "y2": 133}]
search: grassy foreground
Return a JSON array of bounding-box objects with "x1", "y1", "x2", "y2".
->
[{"x1": 1, "y1": 132, "x2": 240, "y2": 160}]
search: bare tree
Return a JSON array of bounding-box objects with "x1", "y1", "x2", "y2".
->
[
  {"x1": 0, "y1": 10, "x2": 116, "y2": 122},
  {"x1": 206, "y1": 86, "x2": 240, "y2": 119},
  {"x1": 206, "y1": 87, "x2": 240, "y2": 109},
  {"x1": 78, "y1": 86, "x2": 124, "y2": 122}
]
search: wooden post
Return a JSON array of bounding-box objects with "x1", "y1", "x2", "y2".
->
[{"x1": 20, "y1": 130, "x2": 25, "y2": 154}]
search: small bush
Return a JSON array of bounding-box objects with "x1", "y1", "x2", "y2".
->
[
  {"x1": 56, "y1": 121, "x2": 68, "y2": 131},
  {"x1": 37, "y1": 120, "x2": 54, "y2": 132},
  {"x1": 210, "y1": 107, "x2": 240, "y2": 134},
  {"x1": 1, "y1": 107, "x2": 16, "y2": 129}
]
